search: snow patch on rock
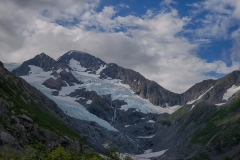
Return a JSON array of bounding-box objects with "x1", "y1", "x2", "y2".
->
[
  {"x1": 137, "y1": 135, "x2": 155, "y2": 139},
  {"x1": 215, "y1": 103, "x2": 226, "y2": 106},
  {"x1": 223, "y1": 85, "x2": 240, "y2": 101},
  {"x1": 96, "y1": 65, "x2": 106, "y2": 75},
  {"x1": 147, "y1": 120, "x2": 155, "y2": 123},
  {"x1": 86, "y1": 100, "x2": 92, "y2": 104},
  {"x1": 187, "y1": 86, "x2": 214, "y2": 105},
  {"x1": 134, "y1": 149, "x2": 168, "y2": 159}
]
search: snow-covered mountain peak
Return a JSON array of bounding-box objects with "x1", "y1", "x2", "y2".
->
[{"x1": 57, "y1": 50, "x2": 106, "y2": 74}]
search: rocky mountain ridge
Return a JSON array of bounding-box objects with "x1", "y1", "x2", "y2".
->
[
  {"x1": 12, "y1": 53, "x2": 57, "y2": 76},
  {"x1": 8, "y1": 50, "x2": 240, "y2": 159}
]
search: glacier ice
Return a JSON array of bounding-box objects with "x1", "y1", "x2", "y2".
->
[
  {"x1": 20, "y1": 60, "x2": 183, "y2": 131},
  {"x1": 21, "y1": 65, "x2": 118, "y2": 131},
  {"x1": 68, "y1": 59, "x2": 181, "y2": 114}
]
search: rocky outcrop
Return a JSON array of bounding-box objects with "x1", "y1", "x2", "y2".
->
[
  {"x1": 69, "y1": 89, "x2": 114, "y2": 122},
  {"x1": 12, "y1": 53, "x2": 57, "y2": 76},
  {"x1": 59, "y1": 69, "x2": 82, "y2": 85},
  {"x1": 0, "y1": 98, "x2": 10, "y2": 118},
  {"x1": 0, "y1": 96, "x2": 81, "y2": 151},
  {"x1": 1, "y1": 113, "x2": 82, "y2": 151},
  {"x1": 43, "y1": 77, "x2": 67, "y2": 90},
  {"x1": 43, "y1": 69, "x2": 82, "y2": 90}
]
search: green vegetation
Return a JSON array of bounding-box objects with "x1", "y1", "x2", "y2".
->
[
  {"x1": 178, "y1": 103, "x2": 216, "y2": 132},
  {"x1": 0, "y1": 144, "x2": 103, "y2": 160},
  {"x1": 211, "y1": 96, "x2": 240, "y2": 125},
  {"x1": 0, "y1": 145, "x2": 133, "y2": 160},
  {"x1": 187, "y1": 94, "x2": 240, "y2": 158},
  {"x1": 104, "y1": 147, "x2": 133, "y2": 160},
  {"x1": 169, "y1": 105, "x2": 191, "y2": 121},
  {"x1": 188, "y1": 152, "x2": 211, "y2": 160},
  {"x1": 0, "y1": 76, "x2": 81, "y2": 140},
  {"x1": 157, "y1": 106, "x2": 191, "y2": 127},
  {"x1": 191, "y1": 123, "x2": 220, "y2": 145}
]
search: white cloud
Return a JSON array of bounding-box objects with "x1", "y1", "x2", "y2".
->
[
  {"x1": 188, "y1": 0, "x2": 240, "y2": 69},
  {"x1": 0, "y1": 0, "x2": 239, "y2": 93},
  {"x1": 118, "y1": 3, "x2": 129, "y2": 9},
  {"x1": 160, "y1": 0, "x2": 177, "y2": 6}
]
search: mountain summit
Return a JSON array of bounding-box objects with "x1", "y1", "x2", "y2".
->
[{"x1": 12, "y1": 53, "x2": 57, "y2": 76}]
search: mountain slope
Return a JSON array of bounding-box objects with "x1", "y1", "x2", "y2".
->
[
  {"x1": 0, "y1": 61, "x2": 86, "y2": 152},
  {"x1": 10, "y1": 50, "x2": 240, "y2": 159},
  {"x1": 180, "y1": 79, "x2": 217, "y2": 104},
  {"x1": 150, "y1": 95, "x2": 240, "y2": 160}
]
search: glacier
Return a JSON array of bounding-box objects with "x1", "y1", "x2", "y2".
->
[
  {"x1": 69, "y1": 59, "x2": 182, "y2": 114},
  {"x1": 19, "y1": 59, "x2": 182, "y2": 131},
  {"x1": 20, "y1": 65, "x2": 118, "y2": 131}
]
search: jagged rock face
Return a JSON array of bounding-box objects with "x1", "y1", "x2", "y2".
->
[
  {"x1": 58, "y1": 50, "x2": 106, "y2": 73},
  {"x1": 52, "y1": 63, "x2": 71, "y2": 71},
  {"x1": 0, "y1": 98, "x2": 10, "y2": 119},
  {"x1": 0, "y1": 61, "x2": 3, "y2": 67},
  {"x1": 180, "y1": 79, "x2": 217, "y2": 104},
  {"x1": 200, "y1": 71, "x2": 240, "y2": 104},
  {"x1": 0, "y1": 112, "x2": 82, "y2": 152},
  {"x1": 59, "y1": 70, "x2": 82, "y2": 85},
  {"x1": 12, "y1": 53, "x2": 57, "y2": 76},
  {"x1": 0, "y1": 61, "x2": 6, "y2": 76},
  {"x1": 100, "y1": 63, "x2": 181, "y2": 106}
]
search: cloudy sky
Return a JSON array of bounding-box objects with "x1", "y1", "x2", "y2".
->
[{"x1": 1, "y1": 0, "x2": 240, "y2": 93}]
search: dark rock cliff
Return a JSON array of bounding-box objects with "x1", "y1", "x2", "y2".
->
[{"x1": 12, "y1": 53, "x2": 57, "y2": 76}]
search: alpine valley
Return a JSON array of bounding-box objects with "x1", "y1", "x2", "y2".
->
[{"x1": 3, "y1": 50, "x2": 240, "y2": 159}]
